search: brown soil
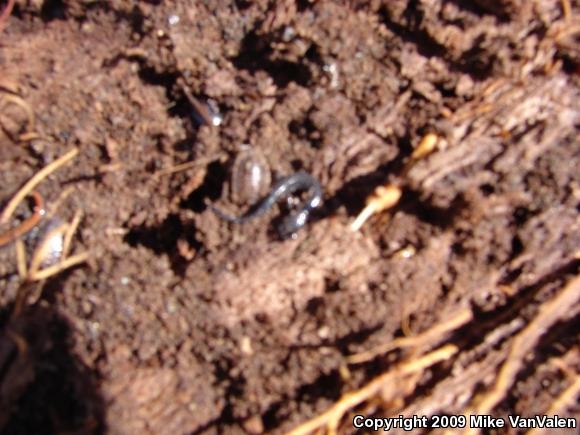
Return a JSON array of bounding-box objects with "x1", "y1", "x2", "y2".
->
[{"x1": 0, "y1": 1, "x2": 579, "y2": 434}]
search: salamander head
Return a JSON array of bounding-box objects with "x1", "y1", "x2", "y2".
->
[{"x1": 277, "y1": 210, "x2": 309, "y2": 240}]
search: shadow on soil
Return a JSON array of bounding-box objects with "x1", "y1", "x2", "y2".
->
[{"x1": 0, "y1": 297, "x2": 105, "y2": 435}]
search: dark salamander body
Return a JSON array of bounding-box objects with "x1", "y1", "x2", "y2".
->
[{"x1": 211, "y1": 172, "x2": 323, "y2": 239}]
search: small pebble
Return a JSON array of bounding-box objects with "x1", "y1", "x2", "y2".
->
[{"x1": 231, "y1": 147, "x2": 271, "y2": 205}]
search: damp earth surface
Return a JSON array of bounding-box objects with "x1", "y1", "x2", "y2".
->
[{"x1": 0, "y1": 1, "x2": 579, "y2": 434}]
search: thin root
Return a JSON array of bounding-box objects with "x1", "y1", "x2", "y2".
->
[
  {"x1": 0, "y1": 0, "x2": 15, "y2": 31},
  {"x1": 0, "y1": 148, "x2": 78, "y2": 224},
  {"x1": 347, "y1": 308, "x2": 472, "y2": 364},
  {"x1": 15, "y1": 238, "x2": 27, "y2": 279},
  {"x1": 286, "y1": 344, "x2": 458, "y2": 435},
  {"x1": 400, "y1": 305, "x2": 414, "y2": 338},
  {"x1": 12, "y1": 281, "x2": 35, "y2": 318},
  {"x1": 153, "y1": 155, "x2": 224, "y2": 179},
  {"x1": 47, "y1": 186, "x2": 75, "y2": 218},
  {"x1": 28, "y1": 251, "x2": 89, "y2": 282},
  {"x1": 461, "y1": 275, "x2": 580, "y2": 435},
  {"x1": 350, "y1": 203, "x2": 378, "y2": 232},
  {"x1": 0, "y1": 191, "x2": 45, "y2": 247},
  {"x1": 5, "y1": 329, "x2": 29, "y2": 357},
  {"x1": 561, "y1": 0, "x2": 571, "y2": 21},
  {"x1": 527, "y1": 376, "x2": 580, "y2": 435},
  {"x1": 18, "y1": 131, "x2": 43, "y2": 142},
  {"x1": 0, "y1": 93, "x2": 35, "y2": 136},
  {"x1": 26, "y1": 207, "x2": 89, "y2": 282},
  {"x1": 63, "y1": 209, "x2": 83, "y2": 258}
]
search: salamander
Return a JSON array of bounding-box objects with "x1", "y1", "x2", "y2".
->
[{"x1": 211, "y1": 171, "x2": 322, "y2": 239}]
